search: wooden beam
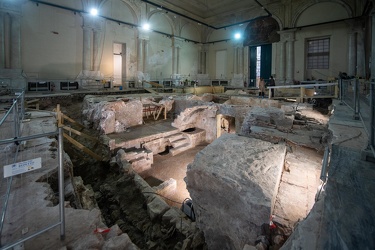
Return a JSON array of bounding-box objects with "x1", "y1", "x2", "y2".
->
[
  {"x1": 63, "y1": 126, "x2": 100, "y2": 143},
  {"x1": 62, "y1": 114, "x2": 85, "y2": 129},
  {"x1": 154, "y1": 106, "x2": 164, "y2": 120},
  {"x1": 63, "y1": 133, "x2": 102, "y2": 161},
  {"x1": 56, "y1": 104, "x2": 62, "y2": 127},
  {"x1": 25, "y1": 99, "x2": 40, "y2": 110},
  {"x1": 334, "y1": 84, "x2": 339, "y2": 98}
]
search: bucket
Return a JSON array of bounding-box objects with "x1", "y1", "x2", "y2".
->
[{"x1": 119, "y1": 86, "x2": 123, "y2": 90}]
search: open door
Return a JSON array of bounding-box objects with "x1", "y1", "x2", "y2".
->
[
  {"x1": 249, "y1": 44, "x2": 272, "y2": 87},
  {"x1": 113, "y1": 43, "x2": 126, "y2": 87}
]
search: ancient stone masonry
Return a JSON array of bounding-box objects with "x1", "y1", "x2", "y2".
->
[
  {"x1": 102, "y1": 149, "x2": 208, "y2": 249},
  {"x1": 240, "y1": 103, "x2": 331, "y2": 151},
  {"x1": 82, "y1": 95, "x2": 174, "y2": 134},
  {"x1": 82, "y1": 95, "x2": 143, "y2": 134},
  {"x1": 172, "y1": 105, "x2": 218, "y2": 143},
  {"x1": 281, "y1": 145, "x2": 375, "y2": 250},
  {"x1": 185, "y1": 133, "x2": 286, "y2": 249}
]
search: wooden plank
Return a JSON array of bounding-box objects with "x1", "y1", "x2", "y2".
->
[
  {"x1": 63, "y1": 133, "x2": 102, "y2": 161},
  {"x1": 56, "y1": 104, "x2": 62, "y2": 127},
  {"x1": 63, "y1": 126, "x2": 100, "y2": 143},
  {"x1": 144, "y1": 88, "x2": 158, "y2": 94},
  {"x1": 147, "y1": 81, "x2": 163, "y2": 88},
  {"x1": 154, "y1": 106, "x2": 164, "y2": 120},
  {"x1": 62, "y1": 114, "x2": 85, "y2": 129}
]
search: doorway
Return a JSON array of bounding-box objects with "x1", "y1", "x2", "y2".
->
[
  {"x1": 249, "y1": 44, "x2": 272, "y2": 87},
  {"x1": 215, "y1": 50, "x2": 227, "y2": 79},
  {"x1": 113, "y1": 43, "x2": 126, "y2": 87}
]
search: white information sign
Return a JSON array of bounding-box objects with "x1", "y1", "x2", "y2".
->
[{"x1": 4, "y1": 158, "x2": 42, "y2": 178}]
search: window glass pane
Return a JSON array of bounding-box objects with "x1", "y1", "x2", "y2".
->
[{"x1": 307, "y1": 38, "x2": 329, "y2": 69}]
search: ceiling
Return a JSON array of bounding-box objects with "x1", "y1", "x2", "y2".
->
[{"x1": 143, "y1": 0, "x2": 275, "y2": 28}]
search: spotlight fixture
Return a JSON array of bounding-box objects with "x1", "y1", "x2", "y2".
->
[
  {"x1": 90, "y1": 8, "x2": 98, "y2": 16},
  {"x1": 234, "y1": 33, "x2": 241, "y2": 40},
  {"x1": 142, "y1": 23, "x2": 150, "y2": 31}
]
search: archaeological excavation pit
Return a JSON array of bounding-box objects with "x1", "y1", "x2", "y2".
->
[{"x1": 3, "y1": 91, "x2": 332, "y2": 250}]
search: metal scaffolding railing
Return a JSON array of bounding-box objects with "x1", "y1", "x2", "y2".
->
[
  {"x1": 0, "y1": 91, "x2": 65, "y2": 249},
  {"x1": 370, "y1": 82, "x2": 375, "y2": 156},
  {"x1": 339, "y1": 79, "x2": 375, "y2": 156}
]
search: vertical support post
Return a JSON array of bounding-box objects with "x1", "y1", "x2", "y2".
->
[
  {"x1": 13, "y1": 100, "x2": 18, "y2": 138},
  {"x1": 320, "y1": 146, "x2": 330, "y2": 182},
  {"x1": 58, "y1": 127, "x2": 65, "y2": 240},
  {"x1": 334, "y1": 83, "x2": 338, "y2": 98},
  {"x1": 268, "y1": 88, "x2": 272, "y2": 99},
  {"x1": 56, "y1": 104, "x2": 61, "y2": 126},
  {"x1": 370, "y1": 82, "x2": 374, "y2": 150},
  {"x1": 300, "y1": 87, "x2": 305, "y2": 103},
  {"x1": 339, "y1": 79, "x2": 343, "y2": 105},
  {"x1": 354, "y1": 78, "x2": 360, "y2": 120},
  {"x1": 20, "y1": 91, "x2": 24, "y2": 120}
]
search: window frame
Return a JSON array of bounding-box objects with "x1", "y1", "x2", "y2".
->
[{"x1": 306, "y1": 37, "x2": 330, "y2": 69}]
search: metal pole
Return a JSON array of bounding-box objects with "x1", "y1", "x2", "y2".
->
[
  {"x1": 371, "y1": 82, "x2": 375, "y2": 150},
  {"x1": 1, "y1": 222, "x2": 61, "y2": 250},
  {"x1": 339, "y1": 79, "x2": 343, "y2": 105},
  {"x1": 354, "y1": 78, "x2": 360, "y2": 120},
  {"x1": 320, "y1": 146, "x2": 330, "y2": 182},
  {"x1": 0, "y1": 177, "x2": 13, "y2": 247},
  {"x1": 58, "y1": 127, "x2": 65, "y2": 240},
  {"x1": 20, "y1": 91, "x2": 25, "y2": 120},
  {"x1": 12, "y1": 100, "x2": 19, "y2": 138},
  {"x1": 0, "y1": 131, "x2": 59, "y2": 145}
]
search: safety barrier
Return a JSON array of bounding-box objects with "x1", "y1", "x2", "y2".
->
[
  {"x1": 370, "y1": 82, "x2": 375, "y2": 156},
  {"x1": 339, "y1": 79, "x2": 374, "y2": 156},
  {"x1": 266, "y1": 81, "x2": 338, "y2": 101},
  {"x1": 0, "y1": 91, "x2": 65, "y2": 249}
]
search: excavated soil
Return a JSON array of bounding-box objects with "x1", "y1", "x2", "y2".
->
[
  {"x1": 36, "y1": 95, "x2": 332, "y2": 249},
  {"x1": 39, "y1": 97, "x2": 206, "y2": 249}
]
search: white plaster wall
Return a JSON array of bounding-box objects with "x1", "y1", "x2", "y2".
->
[
  {"x1": 294, "y1": 2, "x2": 350, "y2": 27},
  {"x1": 101, "y1": 22, "x2": 137, "y2": 81},
  {"x1": 207, "y1": 41, "x2": 245, "y2": 81},
  {"x1": 180, "y1": 42, "x2": 199, "y2": 78},
  {"x1": 101, "y1": 0, "x2": 136, "y2": 24},
  {"x1": 16, "y1": 0, "x2": 360, "y2": 85},
  {"x1": 21, "y1": 2, "x2": 83, "y2": 80},
  {"x1": 206, "y1": 26, "x2": 247, "y2": 81},
  {"x1": 46, "y1": 0, "x2": 82, "y2": 9},
  {"x1": 293, "y1": 21, "x2": 349, "y2": 81},
  {"x1": 181, "y1": 23, "x2": 201, "y2": 42},
  {"x1": 147, "y1": 33, "x2": 173, "y2": 80}
]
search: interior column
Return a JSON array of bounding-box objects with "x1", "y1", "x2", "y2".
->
[
  {"x1": 143, "y1": 39, "x2": 148, "y2": 74},
  {"x1": 92, "y1": 29, "x2": 101, "y2": 71},
  {"x1": 82, "y1": 26, "x2": 92, "y2": 71},
  {"x1": 371, "y1": 14, "x2": 375, "y2": 80},
  {"x1": 278, "y1": 40, "x2": 286, "y2": 84},
  {"x1": 0, "y1": 12, "x2": 5, "y2": 68},
  {"x1": 176, "y1": 46, "x2": 180, "y2": 74},
  {"x1": 10, "y1": 13, "x2": 21, "y2": 69},
  {"x1": 172, "y1": 38, "x2": 182, "y2": 75},
  {"x1": 238, "y1": 46, "x2": 244, "y2": 74},
  {"x1": 137, "y1": 38, "x2": 143, "y2": 73},
  {"x1": 233, "y1": 47, "x2": 238, "y2": 74},
  {"x1": 357, "y1": 29, "x2": 365, "y2": 78},
  {"x1": 348, "y1": 32, "x2": 357, "y2": 77},
  {"x1": 286, "y1": 38, "x2": 294, "y2": 84}
]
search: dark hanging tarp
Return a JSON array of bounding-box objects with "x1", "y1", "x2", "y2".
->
[{"x1": 243, "y1": 16, "x2": 280, "y2": 47}]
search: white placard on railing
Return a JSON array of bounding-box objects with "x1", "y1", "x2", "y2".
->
[{"x1": 3, "y1": 157, "x2": 42, "y2": 178}]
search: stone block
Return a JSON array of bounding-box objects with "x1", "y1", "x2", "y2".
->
[
  {"x1": 185, "y1": 134, "x2": 286, "y2": 250},
  {"x1": 147, "y1": 196, "x2": 170, "y2": 220}
]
